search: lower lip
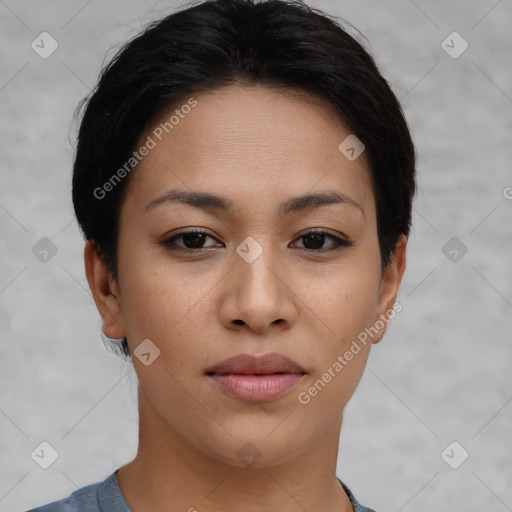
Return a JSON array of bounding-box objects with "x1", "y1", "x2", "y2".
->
[{"x1": 209, "y1": 373, "x2": 305, "y2": 402}]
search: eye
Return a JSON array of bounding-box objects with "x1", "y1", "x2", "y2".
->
[
  {"x1": 162, "y1": 228, "x2": 353, "y2": 254},
  {"x1": 292, "y1": 229, "x2": 354, "y2": 252},
  {"x1": 162, "y1": 229, "x2": 221, "y2": 253}
]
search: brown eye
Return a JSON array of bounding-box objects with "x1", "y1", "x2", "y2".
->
[
  {"x1": 293, "y1": 230, "x2": 354, "y2": 252},
  {"x1": 162, "y1": 230, "x2": 221, "y2": 253}
]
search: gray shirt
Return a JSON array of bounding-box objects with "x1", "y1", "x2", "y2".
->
[{"x1": 27, "y1": 469, "x2": 377, "y2": 512}]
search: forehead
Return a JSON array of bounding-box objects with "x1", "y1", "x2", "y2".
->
[{"x1": 122, "y1": 84, "x2": 375, "y2": 220}]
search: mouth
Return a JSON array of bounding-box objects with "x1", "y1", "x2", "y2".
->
[{"x1": 205, "y1": 353, "x2": 307, "y2": 402}]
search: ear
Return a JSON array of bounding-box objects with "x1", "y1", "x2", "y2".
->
[
  {"x1": 83, "y1": 240, "x2": 126, "y2": 339},
  {"x1": 372, "y1": 234, "x2": 407, "y2": 344}
]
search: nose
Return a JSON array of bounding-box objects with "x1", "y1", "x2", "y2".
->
[{"x1": 218, "y1": 239, "x2": 297, "y2": 334}]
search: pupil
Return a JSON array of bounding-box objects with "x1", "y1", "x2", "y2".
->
[
  {"x1": 183, "y1": 233, "x2": 206, "y2": 248},
  {"x1": 304, "y1": 233, "x2": 324, "y2": 249}
]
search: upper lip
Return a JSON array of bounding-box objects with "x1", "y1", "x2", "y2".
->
[{"x1": 206, "y1": 352, "x2": 307, "y2": 376}]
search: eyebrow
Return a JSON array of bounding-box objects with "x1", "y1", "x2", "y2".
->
[{"x1": 144, "y1": 188, "x2": 365, "y2": 220}]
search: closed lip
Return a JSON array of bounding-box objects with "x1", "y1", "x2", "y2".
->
[{"x1": 205, "y1": 352, "x2": 307, "y2": 376}]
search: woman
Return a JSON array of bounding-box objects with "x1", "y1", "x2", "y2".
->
[{"x1": 28, "y1": 0, "x2": 415, "y2": 510}]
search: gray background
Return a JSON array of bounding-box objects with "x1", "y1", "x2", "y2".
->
[{"x1": 1, "y1": 0, "x2": 511, "y2": 510}]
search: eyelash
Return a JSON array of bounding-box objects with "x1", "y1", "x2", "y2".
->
[{"x1": 161, "y1": 229, "x2": 354, "y2": 254}]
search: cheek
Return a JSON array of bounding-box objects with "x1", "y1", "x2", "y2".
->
[
  {"x1": 117, "y1": 248, "x2": 218, "y2": 368},
  {"x1": 295, "y1": 264, "x2": 379, "y2": 407},
  {"x1": 297, "y1": 284, "x2": 375, "y2": 423},
  {"x1": 116, "y1": 248, "x2": 182, "y2": 339},
  {"x1": 334, "y1": 278, "x2": 380, "y2": 340},
  {"x1": 301, "y1": 262, "x2": 381, "y2": 343}
]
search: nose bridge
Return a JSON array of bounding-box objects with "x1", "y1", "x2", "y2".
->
[{"x1": 235, "y1": 234, "x2": 282, "y2": 298}]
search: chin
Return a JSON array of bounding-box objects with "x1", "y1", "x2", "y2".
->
[{"x1": 197, "y1": 426, "x2": 313, "y2": 469}]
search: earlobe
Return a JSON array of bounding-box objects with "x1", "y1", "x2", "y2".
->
[
  {"x1": 83, "y1": 241, "x2": 126, "y2": 340},
  {"x1": 372, "y1": 234, "x2": 407, "y2": 344}
]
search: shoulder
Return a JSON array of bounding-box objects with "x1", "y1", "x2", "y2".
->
[
  {"x1": 338, "y1": 478, "x2": 379, "y2": 512},
  {"x1": 25, "y1": 471, "x2": 126, "y2": 512}
]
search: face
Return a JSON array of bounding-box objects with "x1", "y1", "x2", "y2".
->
[{"x1": 86, "y1": 84, "x2": 406, "y2": 468}]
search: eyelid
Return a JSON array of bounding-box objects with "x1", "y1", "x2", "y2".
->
[{"x1": 296, "y1": 227, "x2": 349, "y2": 239}]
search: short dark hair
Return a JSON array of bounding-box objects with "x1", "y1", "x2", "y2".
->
[{"x1": 72, "y1": 0, "x2": 416, "y2": 356}]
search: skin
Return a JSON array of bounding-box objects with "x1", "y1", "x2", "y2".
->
[{"x1": 85, "y1": 84, "x2": 407, "y2": 512}]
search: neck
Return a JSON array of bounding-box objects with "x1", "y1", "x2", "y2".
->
[{"x1": 116, "y1": 386, "x2": 354, "y2": 512}]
